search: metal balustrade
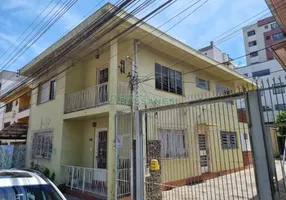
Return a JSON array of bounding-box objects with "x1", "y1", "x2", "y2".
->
[{"x1": 61, "y1": 165, "x2": 107, "y2": 198}]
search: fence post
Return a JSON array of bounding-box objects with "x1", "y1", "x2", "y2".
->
[
  {"x1": 71, "y1": 166, "x2": 74, "y2": 190},
  {"x1": 82, "y1": 168, "x2": 85, "y2": 193},
  {"x1": 245, "y1": 90, "x2": 279, "y2": 200}
]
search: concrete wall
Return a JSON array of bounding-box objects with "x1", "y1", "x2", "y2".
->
[{"x1": 25, "y1": 68, "x2": 66, "y2": 184}]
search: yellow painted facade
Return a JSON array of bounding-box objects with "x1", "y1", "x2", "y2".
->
[{"x1": 20, "y1": 5, "x2": 254, "y2": 199}]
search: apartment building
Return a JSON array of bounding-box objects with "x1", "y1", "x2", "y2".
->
[
  {"x1": 3, "y1": 3, "x2": 254, "y2": 199},
  {"x1": 237, "y1": 16, "x2": 286, "y2": 123},
  {"x1": 199, "y1": 41, "x2": 238, "y2": 69},
  {"x1": 243, "y1": 16, "x2": 285, "y2": 65}
]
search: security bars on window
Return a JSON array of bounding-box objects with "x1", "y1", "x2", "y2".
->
[
  {"x1": 32, "y1": 131, "x2": 53, "y2": 159},
  {"x1": 220, "y1": 131, "x2": 238, "y2": 149}
]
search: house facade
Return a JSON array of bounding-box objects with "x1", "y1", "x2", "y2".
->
[
  {"x1": 10, "y1": 3, "x2": 254, "y2": 200},
  {"x1": 0, "y1": 85, "x2": 31, "y2": 145}
]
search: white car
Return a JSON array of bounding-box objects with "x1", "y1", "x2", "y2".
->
[{"x1": 0, "y1": 169, "x2": 66, "y2": 200}]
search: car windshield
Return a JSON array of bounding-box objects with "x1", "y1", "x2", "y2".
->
[{"x1": 0, "y1": 184, "x2": 63, "y2": 200}]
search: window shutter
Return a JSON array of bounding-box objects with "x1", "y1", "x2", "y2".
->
[{"x1": 40, "y1": 81, "x2": 50, "y2": 103}]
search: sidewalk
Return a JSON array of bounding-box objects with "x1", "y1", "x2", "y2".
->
[{"x1": 64, "y1": 194, "x2": 85, "y2": 200}]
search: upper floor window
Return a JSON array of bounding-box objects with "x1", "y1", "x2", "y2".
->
[
  {"x1": 39, "y1": 79, "x2": 56, "y2": 104},
  {"x1": 5, "y1": 102, "x2": 12, "y2": 113},
  {"x1": 271, "y1": 23, "x2": 279, "y2": 30},
  {"x1": 273, "y1": 33, "x2": 284, "y2": 41},
  {"x1": 248, "y1": 41, "x2": 257, "y2": 47},
  {"x1": 250, "y1": 51, "x2": 258, "y2": 58},
  {"x1": 247, "y1": 30, "x2": 256, "y2": 37},
  {"x1": 265, "y1": 25, "x2": 269, "y2": 29},
  {"x1": 252, "y1": 69, "x2": 270, "y2": 77},
  {"x1": 244, "y1": 73, "x2": 248, "y2": 77},
  {"x1": 155, "y1": 63, "x2": 182, "y2": 95},
  {"x1": 216, "y1": 85, "x2": 230, "y2": 95},
  {"x1": 196, "y1": 77, "x2": 209, "y2": 91}
]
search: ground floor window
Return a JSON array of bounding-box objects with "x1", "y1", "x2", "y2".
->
[
  {"x1": 32, "y1": 130, "x2": 53, "y2": 159},
  {"x1": 158, "y1": 129, "x2": 186, "y2": 158},
  {"x1": 220, "y1": 131, "x2": 238, "y2": 149}
]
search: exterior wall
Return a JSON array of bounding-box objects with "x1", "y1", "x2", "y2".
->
[
  {"x1": 137, "y1": 44, "x2": 235, "y2": 107},
  {"x1": 243, "y1": 16, "x2": 284, "y2": 65},
  {"x1": 237, "y1": 59, "x2": 286, "y2": 122},
  {"x1": 25, "y1": 68, "x2": 66, "y2": 184}
]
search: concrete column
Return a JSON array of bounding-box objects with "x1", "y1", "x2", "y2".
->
[
  {"x1": 109, "y1": 39, "x2": 118, "y2": 105},
  {"x1": 245, "y1": 90, "x2": 279, "y2": 200},
  {"x1": 107, "y1": 109, "x2": 116, "y2": 200}
]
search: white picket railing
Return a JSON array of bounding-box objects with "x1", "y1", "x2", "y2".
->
[
  {"x1": 65, "y1": 83, "x2": 108, "y2": 113},
  {"x1": 61, "y1": 165, "x2": 107, "y2": 197}
]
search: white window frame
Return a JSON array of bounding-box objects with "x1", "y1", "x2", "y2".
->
[
  {"x1": 38, "y1": 78, "x2": 56, "y2": 104},
  {"x1": 196, "y1": 77, "x2": 210, "y2": 91},
  {"x1": 32, "y1": 130, "x2": 53, "y2": 159},
  {"x1": 158, "y1": 129, "x2": 186, "y2": 159}
]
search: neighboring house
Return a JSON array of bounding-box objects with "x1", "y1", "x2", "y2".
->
[
  {"x1": 243, "y1": 16, "x2": 285, "y2": 65},
  {"x1": 9, "y1": 3, "x2": 253, "y2": 200},
  {"x1": 0, "y1": 70, "x2": 22, "y2": 131},
  {"x1": 199, "y1": 41, "x2": 238, "y2": 69},
  {"x1": 237, "y1": 59, "x2": 286, "y2": 123},
  {"x1": 0, "y1": 85, "x2": 31, "y2": 145}
]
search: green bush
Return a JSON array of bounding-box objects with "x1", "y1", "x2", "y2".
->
[{"x1": 30, "y1": 162, "x2": 55, "y2": 182}]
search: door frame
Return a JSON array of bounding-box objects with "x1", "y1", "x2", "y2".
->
[
  {"x1": 96, "y1": 64, "x2": 109, "y2": 85},
  {"x1": 94, "y1": 128, "x2": 108, "y2": 169}
]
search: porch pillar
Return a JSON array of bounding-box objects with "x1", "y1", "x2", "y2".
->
[
  {"x1": 109, "y1": 38, "x2": 118, "y2": 105},
  {"x1": 107, "y1": 109, "x2": 116, "y2": 200}
]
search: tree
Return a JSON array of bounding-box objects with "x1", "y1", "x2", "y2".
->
[{"x1": 276, "y1": 111, "x2": 286, "y2": 135}]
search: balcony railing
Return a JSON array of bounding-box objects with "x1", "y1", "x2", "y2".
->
[
  {"x1": 65, "y1": 83, "x2": 108, "y2": 113},
  {"x1": 61, "y1": 165, "x2": 107, "y2": 198},
  {"x1": 19, "y1": 105, "x2": 30, "y2": 112},
  {"x1": 65, "y1": 82, "x2": 130, "y2": 114}
]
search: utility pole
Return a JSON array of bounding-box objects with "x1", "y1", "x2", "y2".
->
[
  {"x1": 119, "y1": 40, "x2": 144, "y2": 200},
  {"x1": 134, "y1": 39, "x2": 144, "y2": 200}
]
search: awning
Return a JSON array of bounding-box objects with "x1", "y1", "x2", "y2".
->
[
  {"x1": 0, "y1": 123, "x2": 28, "y2": 140},
  {"x1": 271, "y1": 39, "x2": 286, "y2": 69}
]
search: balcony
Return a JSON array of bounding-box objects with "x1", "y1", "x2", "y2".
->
[{"x1": 64, "y1": 82, "x2": 130, "y2": 114}]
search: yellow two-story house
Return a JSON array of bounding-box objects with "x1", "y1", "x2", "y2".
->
[{"x1": 14, "y1": 3, "x2": 253, "y2": 200}]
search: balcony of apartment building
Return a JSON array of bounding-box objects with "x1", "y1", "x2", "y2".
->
[{"x1": 63, "y1": 41, "x2": 132, "y2": 118}]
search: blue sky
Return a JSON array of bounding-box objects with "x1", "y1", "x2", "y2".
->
[{"x1": 0, "y1": 0, "x2": 270, "y2": 72}]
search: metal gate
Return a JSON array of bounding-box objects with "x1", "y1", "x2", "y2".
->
[{"x1": 114, "y1": 83, "x2": 284, "y2": 199}]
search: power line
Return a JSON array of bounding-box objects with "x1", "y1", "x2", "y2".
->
[
  {"x1": 0, "y1": 0, "x2": 175, "y2": 107},
  {"x1": 0, "y1": 0, "x2": 55, "y2": 62},
  {"x1": 138, "y1": 2, "x2": 286, "y2": 82}
]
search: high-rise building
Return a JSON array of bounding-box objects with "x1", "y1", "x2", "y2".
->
[{"x1": 243, "y1": 16, "x2": 285, "y2": 65}]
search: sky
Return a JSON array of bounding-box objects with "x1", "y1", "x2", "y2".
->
[{"x1": 0, "y1": 0, "x2": 270, "y2": 72}]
